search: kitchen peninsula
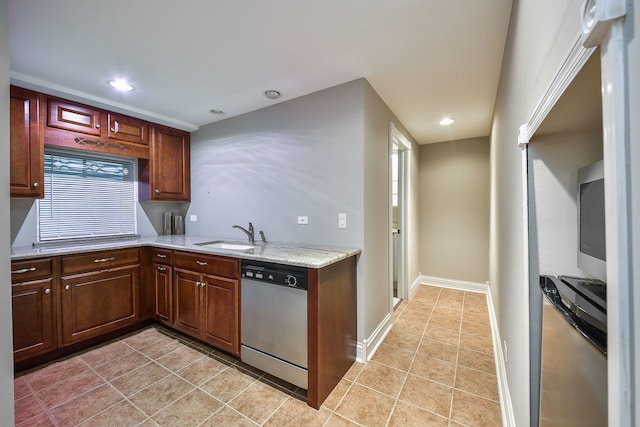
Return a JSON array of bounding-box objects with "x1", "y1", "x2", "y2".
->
[{"x1": 10, "y1": 236, "x2": 360, "y2": 409}]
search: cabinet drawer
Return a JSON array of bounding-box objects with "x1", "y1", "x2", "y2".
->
[
  {"x1": 11, "y1": 258, "x2": 52, "y2": 282},
  {"x1": 151, "y1": 248, "x2": 173, "y2": 264},
  {"x1": 174, "y1": 251, "x2": 239, "y2": 279},
  {"x1": 48, "y1": 98, "x2": 102, "y2": 136},
  {"x1": 62, "y1": 248, "x2": 139, "y2": 275},
  {"x1": 107, "y1": 113, "x2": 148, "y2": 145}
]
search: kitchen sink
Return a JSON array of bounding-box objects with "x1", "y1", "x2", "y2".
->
[{"x1": 193, "y1": 240, "x2": 256, "y2": 251}]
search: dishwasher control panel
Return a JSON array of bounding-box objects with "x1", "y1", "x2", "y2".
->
[{"x1": 241, "y1": 261, "x2": 308, "y2": 290}]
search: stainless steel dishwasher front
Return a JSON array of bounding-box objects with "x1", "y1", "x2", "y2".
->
[{"x1": 240, "y1": 261, "x2": 308, "y2": 389}]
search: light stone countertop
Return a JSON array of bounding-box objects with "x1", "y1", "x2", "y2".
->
[{"x1": 10, "y1": 235, "x2": 361, "y2": 268}]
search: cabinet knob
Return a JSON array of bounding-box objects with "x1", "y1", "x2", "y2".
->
[
  {"x1": 44, "y1": 288, "x2": 51, "y2": 294},
  {"x1": 95, "y1": 124, "x2": 101, "y2": 129},
  {"x1": 32, "y1": 182, "x2": 39, "y2": 188},
  {"x1": 64, "y1": 285, "x2": 71, "y2": 290},
  {"x1": 157, "y1": 266, "x2": 167, "y2": 272},
  {"x1": 155, "y1": 189, "x2": 160, "y2": 194}
]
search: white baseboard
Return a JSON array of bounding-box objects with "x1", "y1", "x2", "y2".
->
[
  {"x1": 409, "y1": 274, "x2": 422, "y2": 299},
  {"x1": 356, "y1": 312, "x2": 393, "y2": 363},
  {"x1": 418, "y1": 276, "x2": 515, "y2": 426}
]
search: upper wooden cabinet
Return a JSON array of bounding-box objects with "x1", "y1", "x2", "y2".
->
[
  {"x1": 139, "y1": 124, "x2": 191, "y2": 202},
  {"x1": 44, "y1": 97, "x2": 150, "y2": 159},
  {"x1": 10, "y1": 86, "x2": 44, "y2": 198}
]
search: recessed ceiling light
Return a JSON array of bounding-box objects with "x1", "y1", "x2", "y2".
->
[
  {"x1": 107, "y1": 78, "x2": 135, "y2": 92},
  {"x1": 439, "y1": 117, "x2": 455, "y2": 126},
  {"x1": 264, "y1": 90, "x2": 281, "y2": 100},
  {"x1": 209, "y1": 109, "x2": 226, "y2": 115}
]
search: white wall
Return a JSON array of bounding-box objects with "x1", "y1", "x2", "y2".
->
[
  {"x1": 1, "y1": 0, "x2": 17, "y2": 424},
  {"x1": 530, "y1": 130, "x2": 603, "y2": 277},
  {"x1": 490, "y1": 0, "x2": 584, "y2": 424},
  {"x1": 419, "y1": 137, "x2": 491, "y2": 283}
]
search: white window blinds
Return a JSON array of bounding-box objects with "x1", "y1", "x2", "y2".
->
[{"x1": 38, "y1": 150, "x2": 137, "y2": 241}]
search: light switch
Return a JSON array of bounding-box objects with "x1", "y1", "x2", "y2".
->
[
  {"x1": 338, "y1": 213, "x2": 347, "y2": 228},
  {"x1": 190, "y1": 214, "x2": 197, "y2": 222},
  {"x1": 298, "y1": 216, "x2": 309, "y2": 225}
]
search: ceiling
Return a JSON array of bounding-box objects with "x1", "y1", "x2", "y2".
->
[{"x1": 9, "y1": 1, "x2": 513, "y2": 145}]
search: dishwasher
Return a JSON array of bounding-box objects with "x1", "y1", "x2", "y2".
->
[{"x1": 240, "y1": 261, "x2": 308, "y2": 389}]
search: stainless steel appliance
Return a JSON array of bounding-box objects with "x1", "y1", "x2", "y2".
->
[
  {"x1": 539, "y1": 275, "x2": 607, "y2": 426},
  {"x1": 241, "y1": 261, "x2": 308, "y2": 389}
]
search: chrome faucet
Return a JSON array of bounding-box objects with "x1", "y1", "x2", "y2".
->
[{"x1": 232, "y1": 222, "x2": 255, "y2": 244}]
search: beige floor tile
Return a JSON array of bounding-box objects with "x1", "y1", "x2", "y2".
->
[
  {"x1": 95, "y1": 351, "x2": 151, "y2": 381},
  {"x1": 129, "y1": 374, "x2": 194, "y2": 417},
  {"x1": 77, "y1": 400, "x2": 147, "y2": 427},
  {"x1": 335, "y1": 383, "x2": 396, "y2": 427},
  {"x1": 461, "y1": 320, "x2": 493, "y2": 338},
  {"x1": 463, "y1": 291, "x2": 486, "y2": 303},
  {"x1": 392, "y1": 317, "x2": 427, "y2": 337},
  {"x1": 458, "y1": 348, "x2": 496, "y2": 374},
  {"x1": 371, "y1": 344, "x2": 415, "y2": 371},
  {"x1": 156, "y1": 345, "x2": 205, "y2": 372},
  {"x1": 110, "y1": 362, "x2": 171, "y2": 397},
  {"x1": 324, "y1": 413, "x2": 362, "y2": 426},
  {"x1": 80, "y1": 341, "x2": 133, "y2": 368},
  {"x1": 25, "y1": 357, "x2": 88, "y2": 391},
  {"x1": 176, "y1": 354, "x2": 230, "y2": 385},
  {"x1": 424, "y1": 324, "x2": 460, "y2": 346},
  {"x1": 355, "y1": 361, "x2": 407, "y2": 398},
  {"x1": 388, "y1": 400, "x2": 449, "y2": 427},
  {"x1": 228, "y1": 380, "x2": 290, "y2": 424},
  {"x1": 135, "y1": 418, "x2": 159, "y2": 427},
  {"x1": 137, "y1": 337, "x2": 184, "y2": 360},
  {"x1": 406, "y1": 299, "x2": 436, "y2": 313},
  {"x1": 200, "y1": 407, "x2": 258, "y2": 426},
  {"x1": 152, "y1": 389, "x2": 223, "y2": 426},
  {"x1": 16, "y1": 412, "x2": 55, "y2": 427},
  {"x1": 320, "y1": 378, "x2": 352, "y2": 411},
  {"x1": 409, "y1": 353, "x2": 456, "y2": 387},
  {"x1": 121, "y1": 328, "x2": 166, "y2": 350},
  {"x1": 450, "y1": 389, "x2": 502, "y2": 426},
  {"x1": 459, "y1": 332, "x2": 494, "y2": 355},
  {"x1": 417, "y1": 338, "x2": 459, "y2": 363},
  {"x1": 200, "y1": 366, "x2": 257, "y2": 403},
  {"x1": 342, "y1": 362, "x2": 365, "y2": 381},
  {"x1": 49, "y1": 383, "x2": 123, "y2": 427},
  {"x1": 14, "y1": 394, "x2": 46, "y2": 425},
  {"x1": 429, "y1": 313, "x2": 462, "y2": 331},
  {"x1": 264, "y1": 396, "x2": 332, "y2": 427},
  {"x1": 434, "y1": 298, "x2": 464, "y2": 313},
  {"x1": 37, "y1": 369, "x2": 105, "y2": 408},
  {"x1": 14, "y1": 377, "x2": 31, "y2": 401},
  {"x1": 455, "y1": 366, "x2": 499, "y2": 401},
  {"x1": 398, "y1": 374, "x2": 453, "y2": 418},
  {"x1": 463, "y1": 302, "x2": 489, "y2": 316},
  {"x1": 399, "y1": 306, "x2": 431, "y2": 324},
  {"x1": 439, "y1": 288, "x2": 465, "y2": 301},
  {"x1": 383, "y1": 328, "x2": 422, "y2": 352}
]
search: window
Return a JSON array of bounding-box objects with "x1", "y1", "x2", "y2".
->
[{"x1": 38, "y1": 150, "x2": 137, "y2": 242}]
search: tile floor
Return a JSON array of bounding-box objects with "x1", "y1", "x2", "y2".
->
[{"x1": 14, "y1": 285, "x2": 502, "y2": 426}]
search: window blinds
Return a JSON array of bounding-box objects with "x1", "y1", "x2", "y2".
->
[{"x1": 38, "y1": 151, "x2": 136, "y2": 241}]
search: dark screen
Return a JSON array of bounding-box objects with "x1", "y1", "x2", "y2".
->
[{"x1": 580, "y1": 179, "x2": 606, "y2": 261}]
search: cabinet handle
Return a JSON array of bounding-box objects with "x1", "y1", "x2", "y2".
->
[
  {"x1": 196, "y1": 260, "x2": 208, "y2": 266},
  {"x1": 195, "y1": 281, "x2": 201, "y2": 287},
  {"x1": 95, "y1": 124, "x2": 101, "y2": 129},
  {"x1": 94, "y1": 257, "x2": 116, "y2": 263},
  {"x1": 155, "y1": 189, "x2": 161, "y2": 194},
  {"x1": 12, "y1": 267, "x2": 37, "y2": 274},
  {"x1": 32, "y1": 182, "x2": 39, "y2": 188},
  {"x1": 44, "y1": 288, "x2": 51, "y2": 294},
  {"x1": 157, "y1": 266, "x2": 167, "y2": 272},
  {"x1": 156, "y1": 254, "x2": 167, "y2": 258},
  {"x1": 64, "y1": 285, "x2": 71, "y2": 290},
  {"x1": 111, "y1": 121, "x2": 119, "y2": 133},
  {"x1": 200, "y1": 282, "x2": 206, "y2": 288}
]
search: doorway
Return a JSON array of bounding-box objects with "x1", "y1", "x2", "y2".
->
[{"x1": 390, "y1": 123, "x2": 410, "y2": 308}]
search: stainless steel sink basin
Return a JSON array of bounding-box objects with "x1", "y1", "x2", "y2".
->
[{"x1": 193, "y1": 240, "x2": 256, "y2": 251}]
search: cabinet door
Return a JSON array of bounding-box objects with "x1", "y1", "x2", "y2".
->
[
  {"x1": 60, "y1": 265, "x2": 139, "y2": 345},
  {"x1": 48, "y1": 98, "x2": 102, "y2": 136},
  {"x1": 146, "y1": 124, "x2": 190, "y2": 201},
  {"x1": 202, "y1": 275, "x2": 239, "y2": 355},
  {"x1": 12, "y1": 279, "x2": 56, "y2": 362},
  {"x1": 154, "y1": 263, "x2": 173, "y2": 325},
  {"x1": 107, "y1": 113, "x2": 148, "y2": 145},
  {"x1": 173, "y1": 269, "x2": 201, "y2": 336},
  {"x1": 10, "y1": 86, "x2": 44, "y2": 198}
]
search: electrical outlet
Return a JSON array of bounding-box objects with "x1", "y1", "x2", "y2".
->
[
  {"x1": 338, "y1": 213, "x2": 347, "y2": 228},
  {"x1": 297, "y1": 216, "x2": 309, "y2": 225},
  {"x1": 190, "y1": 214, "x2": 197, "y2": 222},
  {"x1": 503, "y1": 340, "x2": 508, "y2": 363}
]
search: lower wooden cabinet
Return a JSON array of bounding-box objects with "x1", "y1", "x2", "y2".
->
[
  {"x1": 153, "y1": 262, "x2": 173, "y2": 325},
  {"x1": 173, "y1": 252, "x2": 240, "y2": 355},
  {"x1": 12, "y1": 278, "x2": 56, "y2": 363}
]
